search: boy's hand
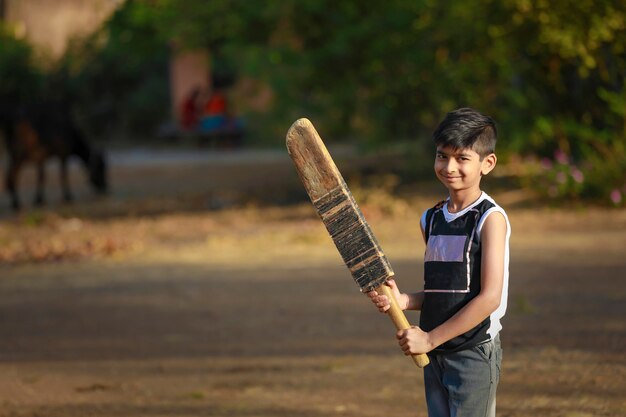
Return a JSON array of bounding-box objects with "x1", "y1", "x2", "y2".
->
[
  {"x1": 397, "y1": 327, "x2": 435, "y2": 355},
  {"x1": 366, "y1": 279, "x2": 407, "y2": 312}
]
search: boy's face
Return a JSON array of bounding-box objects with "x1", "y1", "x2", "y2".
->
[{"x1": 434, "y1": 145, "x2": 496, "y2": 193}]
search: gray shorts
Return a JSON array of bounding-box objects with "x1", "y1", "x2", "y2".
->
[{"x1": 424, "y1": 334, "x2": 502, "y2": 417}]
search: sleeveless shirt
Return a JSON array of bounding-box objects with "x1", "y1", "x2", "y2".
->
[{"x1": 419, "y1": 192, "x2": 510, "y2": 353}]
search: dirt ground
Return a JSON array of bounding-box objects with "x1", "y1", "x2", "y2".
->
[{"x1": 0, "y1": 148, "x2": 624, "y2": 417}]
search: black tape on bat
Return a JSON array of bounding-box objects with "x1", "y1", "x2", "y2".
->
[{"x1": 313, "y1": 183, "x2": 393, "y2": 291}]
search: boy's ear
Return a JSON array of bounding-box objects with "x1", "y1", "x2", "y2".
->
[{"x1": 480, "y1": 153, "x2": 497, "y2": 176}]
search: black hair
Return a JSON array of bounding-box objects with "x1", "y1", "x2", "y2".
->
[{"x1": 433, "y1": 107, "x2": 497, "y2": 159}]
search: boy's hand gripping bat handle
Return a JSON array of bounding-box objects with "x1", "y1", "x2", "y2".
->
[{"x1": 376, "y1": 284, "x2": 430, "y2": 368}]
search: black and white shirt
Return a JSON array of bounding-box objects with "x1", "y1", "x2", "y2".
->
[{"x1": 419, "y1": 192, "x2": 511, "y2": 352}]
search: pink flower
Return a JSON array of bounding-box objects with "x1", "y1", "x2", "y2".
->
[
  {"x1": 610, "y1": 189, "x2": 622, "y2": 205},
  {"x1": 540, "y1": 158, "x2": 553, "y2": 170},
  {"x1": 570, "y1": 167, "x2": 584, "y2": 184},
  {"x1": 554, "y1": 149, "x2": 569, "y2": 165}
]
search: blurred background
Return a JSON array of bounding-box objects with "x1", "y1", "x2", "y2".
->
[
  {"x1": 1, "y1": 0, "x2": 625, "y2": 205},
  {"x1": 0, "y1": 1, "x2": 624, "y2": 416}
]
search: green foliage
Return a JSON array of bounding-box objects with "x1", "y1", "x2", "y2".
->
[
  {"x1": 61, "y1": 0, "x2": 171, "y2": 139},
  {"x1": 0, "y1": 24, "x2": 43, "y2": 106},
  {"x1": 486, "y1": 0, "x2": 626, "y2": 204},
  {"x1": 142, "y1": 0, "x2": 625, "y2": 202},
  {"x1": 4, "y1": 0, "x2": 623, "y2": 202}
]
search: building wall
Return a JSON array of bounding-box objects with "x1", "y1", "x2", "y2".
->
[
  {"x1": 3, "y1": 0, "x2": 121, "y2": 58},
  {"x1": 169, "y1": 49, "x2": 211, "y2": 121}
]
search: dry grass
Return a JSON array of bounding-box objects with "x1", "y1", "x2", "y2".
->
[{"x1": 0, "y1": 180, "x2": 625, "y2": 416}]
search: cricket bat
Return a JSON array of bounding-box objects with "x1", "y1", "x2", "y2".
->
[{"x1": 286, "y1": 118, "x2": 430, "y2": 368}]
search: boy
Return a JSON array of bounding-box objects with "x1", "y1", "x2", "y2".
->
[{"x1": 368, "y1": 107, "x2": 510, "y2": 417}]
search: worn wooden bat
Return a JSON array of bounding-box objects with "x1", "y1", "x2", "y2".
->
[{"x1": 286, "y1": 118, "x2": 429, "y2": 368}]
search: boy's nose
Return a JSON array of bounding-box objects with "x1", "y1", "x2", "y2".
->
[{"x1": 446, "y1": 160, "x2": 458, "y2": 173}]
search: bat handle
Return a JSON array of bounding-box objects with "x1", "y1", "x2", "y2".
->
[{"x1": 376, "y1": 283, "x2": 430, "y2": 368}]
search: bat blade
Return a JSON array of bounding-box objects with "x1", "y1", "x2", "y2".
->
[
  {"x1": 286, "y1": 118, "x2": 430, "y2": 369},
  {"x1": 286, "y1": 118, "x2": 392, "y2": 292}
]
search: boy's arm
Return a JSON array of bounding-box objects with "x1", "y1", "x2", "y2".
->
[
  {"x1": 398, "y1": 211, "x2": 507, "y2": 354},
  {"x1": 402, "y1": 217, "x2": 429, "y2": 311},
  {"x1": 398, "y1": 214, "x2": 429, "y2": 311},
  {"x1": 367, "y1": 215, "x2": 429, "y2": 312}
]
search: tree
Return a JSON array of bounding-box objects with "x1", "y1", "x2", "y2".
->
[{"x1": 46, "y1": 0, "x2": 624, "y2": 201}]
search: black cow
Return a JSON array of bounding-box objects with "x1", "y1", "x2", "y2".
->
[{"x1": 2, "y1": 103, "x2": 108, "y2": 210}]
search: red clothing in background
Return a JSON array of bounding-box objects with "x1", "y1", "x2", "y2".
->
[{"x1": 204, "y1": 92, "x2": 227, "y2": 115}]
